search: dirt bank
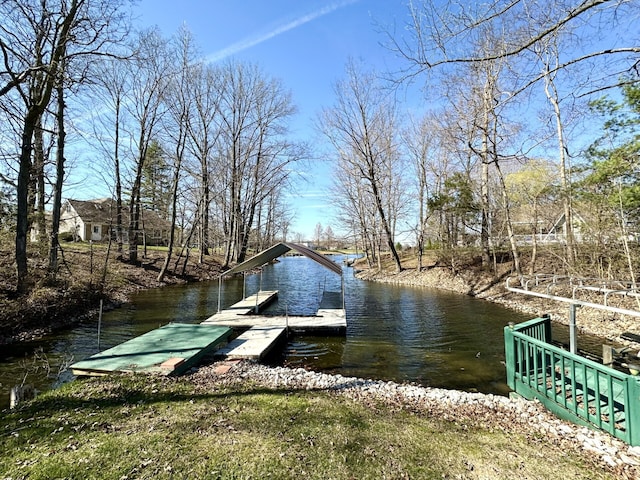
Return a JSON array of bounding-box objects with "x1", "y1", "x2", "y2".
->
[{"x1": 0, "y1": 245, "x2": 225, "y2": 345}]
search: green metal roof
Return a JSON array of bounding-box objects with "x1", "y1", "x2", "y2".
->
[{"x1": 222, "y1": 242, "x2": 342, "y2": 276}]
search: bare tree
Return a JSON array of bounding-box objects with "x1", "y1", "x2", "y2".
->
[
  {"x1": 90, "y1": 55, "x2": 131, "y2": 258},
  {"x1": 391, "y1": 0, "x2": 639, "y2": 90},
  {"x1": 314, "y1": 222, "x2": 324, "y2": 248},
  {"x1": 320, "y1": 61, "x2": 403, "y2": 272},
  {"x1": 48, "y1": 55, "x2": 67, "y2": 278},
  {"x1": 0, "y1": 0, "x2": 131, "y2": 293},
  {"x1": 157, "y1": 26, "x2": 198, "y2": 282},
  {"x1": 123, "y1": 28, "x2": 170, "y2": 264},
  {"x1": 403, "y1": 114, "x2": 436, "y2": 270},
  {"x1": 215, "y1": 60, "x2": 303, "y2": 266},
  {"x1": 185, "y1": 62, "x2": 222, "y2": 263}
]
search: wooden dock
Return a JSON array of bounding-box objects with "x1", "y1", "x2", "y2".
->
[
  {"x1": 215, "y1": 326, "x2": 287, "y2": 360},
  {"x1": 68, "y1": 284, "x2": 347, "y2": 376},
  {"x1": 201, "y1": 311, "x2": 346, "y2": 332},
  {"x1": 70, "y1": 323, "x2": 233, "y2": 377},
  {"x1": 202, "y1": 289, "x2": 347, "y2": 360},
  {"x1": 219, "y1": 290, "x2": 278, "y2": 316}
]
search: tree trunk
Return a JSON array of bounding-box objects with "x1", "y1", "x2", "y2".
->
[
  {"x1": 495, "y1": 161, "x2": 521, "y2": 275},
  {"x1": 34, "y1": 115, "x2": 47, "y2": 244},
  {"x1": 544, "y1": 64, "x2": 575, "y2": 270},
  {"x1": 114, "y1": 96, "x2": 123, "y2": 257},
  {"x1": 370, "y1": 176, "x2": 402, "y2": 272},
  {"x1": 49, "y1": 78, "x2": 66, "y2": 277},
  {"x1": 158, "y1": 141, "x2": 184, "y2": 281},
  {"x1": 529, "y1": 197, "x2": 539, "y2": 276},
  {"x1": 16, "y1": 117, "x2": 38, "y2": 293}
]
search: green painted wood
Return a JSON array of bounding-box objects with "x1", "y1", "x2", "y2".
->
[
  {"x1": 71, "y1": 323, "x2": 232, "y2": 376},
  {"x1": 626, "y1": 376, "x2": 640, "y2": 445},
  {"x1": 505, "y1": 317, "x2": 640, "y2": 445}
]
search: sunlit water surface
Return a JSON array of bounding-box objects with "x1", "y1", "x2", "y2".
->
[{"x1": 0, "y1": 255, "x2": 610, "y2": 406}]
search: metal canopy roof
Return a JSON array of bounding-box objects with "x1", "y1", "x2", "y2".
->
[{"x1": 222, "y1": 242, "x2": 342, "y2": 277}]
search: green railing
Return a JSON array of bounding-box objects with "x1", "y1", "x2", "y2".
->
[{"x1": 505, "y1": 317, "x2": 640, "y2": 445}]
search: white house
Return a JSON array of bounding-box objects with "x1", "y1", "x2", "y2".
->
[{"x1": 60, "y1": 198, "x2": 171, "y2": 245}]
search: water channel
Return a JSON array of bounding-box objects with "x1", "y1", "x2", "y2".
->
[{"x1": 0, "y1": 254, "x2": 610, "y2": 407}]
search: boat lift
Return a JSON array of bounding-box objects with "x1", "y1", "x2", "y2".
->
[{"x1": 215, "y1": 242, "x2": 345, "y2": 316}]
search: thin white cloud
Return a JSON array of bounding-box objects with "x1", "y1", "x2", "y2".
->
[{"x1": 206, "y1": 0, "x2": 359, "y2": 63}]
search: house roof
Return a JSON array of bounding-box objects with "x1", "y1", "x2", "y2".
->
[
  {"x1": 67, "y1": 198, "x2": 115, "y2": 223},
  {"x1": 222, "y1": 242, "x2": 343, "y2": 277},
  {"x1": 66, "y1": 199, "x2": 171, "y2": 230}
]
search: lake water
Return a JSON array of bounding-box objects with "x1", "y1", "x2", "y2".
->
[{"x1": 0, "y1": 254, "x2": 608, "y2": 407}]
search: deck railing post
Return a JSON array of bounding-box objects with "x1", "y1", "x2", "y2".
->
[
  {"x1": 504, "y1": 323, "x2": 516, "y2": 391},
  {"x1": 569, "y1": 304, "x2": 578, "y2": 354},
  {"x1": 626, "y1": 376, "x2": 640, "y2": 446}
]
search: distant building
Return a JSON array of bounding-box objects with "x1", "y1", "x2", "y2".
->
[{"x1": 60, "y1": 198, "x2": 171, "y2": 245}]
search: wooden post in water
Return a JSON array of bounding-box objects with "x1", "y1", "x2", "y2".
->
[{"x1": 603, "y1": 345, "x2": 615, "y2": 366}]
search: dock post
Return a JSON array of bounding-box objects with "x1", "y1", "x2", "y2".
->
[{"x1": 217, "y1": 276, "x2": 222, "y2": 313}]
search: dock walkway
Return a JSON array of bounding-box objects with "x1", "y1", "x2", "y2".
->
[
  {"x1": 203, "y1": 289, "x2": 346, "y2": 360},
  {"x1": 215, "y1": 326, "x2": 287, "y2": 360},
  {"x1": 71, "y1": 288, "x2": 347, "y2": 375}
]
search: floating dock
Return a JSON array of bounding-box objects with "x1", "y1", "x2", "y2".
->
[
  {"x1": 203, "y1": 290, "x2": 346, "y2": 332},
  {"x1": 217, "y1": 290, "x2": 278, "y2": 316},
  {"x1": 215, "y1": 326, "x2": 287, "y2": 360},
  {"x1": 202, "y1": 289, "x2": 346, "y2": 360},
  {"x1": 71, "y1": 241, "x2": 349, "y2": 373},
  {"x1": 71, "y1": 323, "x2": 232, "y2": 377}
]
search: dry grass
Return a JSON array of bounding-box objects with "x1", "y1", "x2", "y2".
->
[{"x1": 0, "y1": 373, "x2": 620, "y2": 480}]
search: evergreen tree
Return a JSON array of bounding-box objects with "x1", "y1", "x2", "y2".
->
[
  {"x1": 0, "y1": 184, "x2": 16, "y2": 232},
  {"x1": 586, "y1": 81, "x2": 640, "y2": 225},
  {"x1": 140, "y1": 140, "x2": 172, "y2": 220}
]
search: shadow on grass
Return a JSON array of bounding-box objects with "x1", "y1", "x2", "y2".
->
[{"x1": 4, "y1": 378, "x2": 324, "y2": 419}]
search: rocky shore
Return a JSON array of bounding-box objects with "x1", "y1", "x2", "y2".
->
[{"x1": 190, "y1": 360, "x2": 640, "y2": 479}]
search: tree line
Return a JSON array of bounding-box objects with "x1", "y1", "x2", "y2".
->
[
  {"x1": 321, "y1": 0, "x2": 639, "y2": 278},
  {"x1": 0, "y1": 0, "x2": 638, "y2": 296},
  {"x1": 0, "y1": 1, "x2": 306, "y2": 294}
]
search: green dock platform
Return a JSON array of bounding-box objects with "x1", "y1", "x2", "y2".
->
[{"x1": 71, "y1": 323, "x2": 232, "y2": 377}]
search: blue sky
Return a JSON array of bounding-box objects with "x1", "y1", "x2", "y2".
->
[{"x1": 132, "y1": 0, "x2": 416, "y2": 240}]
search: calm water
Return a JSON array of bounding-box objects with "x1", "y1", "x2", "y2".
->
[{"x1": 0, "y1": 255, "x2": 609, "y2": 407}]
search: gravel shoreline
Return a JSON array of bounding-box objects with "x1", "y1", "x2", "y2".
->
[{"x1": 190, "y1": 361, "x2": 640, "y2": 478}]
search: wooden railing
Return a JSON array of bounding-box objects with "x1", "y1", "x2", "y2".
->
[{"x1": 505, "y1": 317, "x2": 640, "y2": 445}]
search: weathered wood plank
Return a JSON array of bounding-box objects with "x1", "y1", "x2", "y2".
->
[
  {"x1": 216, "y1": 326, "x2": 287, "y2": 360},
  {"x1": 201, "y1": 310, "x2": 346, "y2": 332},
  {"x1": 203, "y1": 290, "x2": 279, "y2": 322}
]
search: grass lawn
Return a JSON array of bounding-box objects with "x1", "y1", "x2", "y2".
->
[{"x1": 0, "y1": 373, "x2": 617, "y2": 480}]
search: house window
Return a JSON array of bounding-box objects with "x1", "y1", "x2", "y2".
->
[{"x1": 93, "y1": 226, "x2": 100, "y2": 234}]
